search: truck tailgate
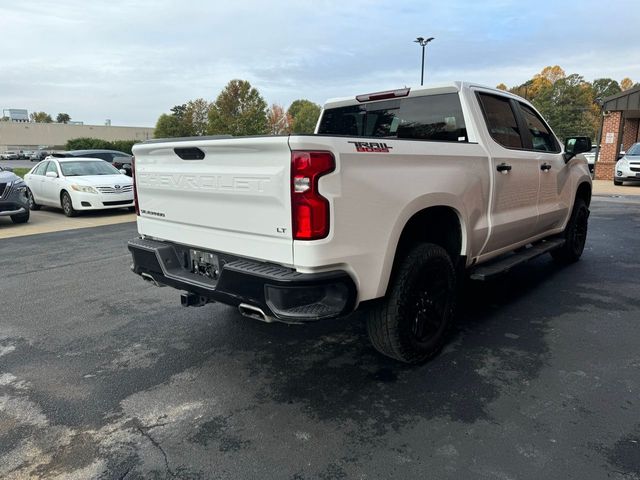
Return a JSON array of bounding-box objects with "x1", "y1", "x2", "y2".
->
[{"x1": 132, "y1": 136, "x2": 293, "y2": 265}]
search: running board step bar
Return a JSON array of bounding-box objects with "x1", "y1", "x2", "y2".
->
[{"x1": 470, "y1": 238, "x2": 565, "y2": 281}]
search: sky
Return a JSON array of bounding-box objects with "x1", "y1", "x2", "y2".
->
[{"x1": 1, "y1": 0, "x2": 639, "y2": 127}]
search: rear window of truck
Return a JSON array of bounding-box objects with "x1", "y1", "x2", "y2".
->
[{"x1": 318, "y1": 93, "x2": 467, "y2": 142}]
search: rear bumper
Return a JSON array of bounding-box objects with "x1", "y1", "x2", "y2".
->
[{"x1": 128, "y1": 237, "x2": 357, "y2": 323}]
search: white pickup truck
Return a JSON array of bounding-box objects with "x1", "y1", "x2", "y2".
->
[{"x1": 128, "y1": 82, "x2": 593, "y2": 363}]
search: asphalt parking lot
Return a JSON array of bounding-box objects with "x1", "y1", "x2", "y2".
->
[{"x1": 1, "y1": 196, "x2": 640, "y2": 479}]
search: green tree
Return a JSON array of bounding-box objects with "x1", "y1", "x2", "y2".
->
[
  {"x1": 208, "y1": 79, "x2": 268, "y2": 136},
  {"x1": 287, "y1": 99, "x2": 321, "y2": 134},
  {"x1": 56, "y1": 113, "x2": 71, "y2": 124},
  {"x1": 170, "y1": 104, "x2": 188, "y2": 119},
  {"x1": 109, "y1": 140, "x2": 137, "y2": 154},
  {"x1": 287, "y1": 99, "x2": 316, "y2": 120},
  {"x1": 532, "y1": 73, "x2": 597, "y2": 140},
  {"x1": 591, "y1": 78, "x2": 621, "y2": 100},
  {"x1": 30, "y1": 111, "x2": 53, "y2": 123},
  {"x1": 184, "y1": 98, "x2": 211, "y2": 136},
  {"x1": 154, "y1": 101, "x2": 209, "y2": 138},
  {"x1": 154, "y1": 113, "x2": 190, "y2": 138}
]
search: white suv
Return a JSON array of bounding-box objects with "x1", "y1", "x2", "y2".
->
[{"x1": 614, "y1": 142, "x2": 640, "y2": 185}]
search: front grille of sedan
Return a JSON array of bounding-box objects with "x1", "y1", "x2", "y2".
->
[
  {"x1": 96, "y1": 185, "x2": 133, "y2": 194},
  {"x1": 0, "y1": 183, "x2": 11, "y2": 199}
]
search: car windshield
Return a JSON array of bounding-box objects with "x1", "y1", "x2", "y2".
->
[
  {"x1": 627, "y1": 144, "x2": 640, "y2": 156},
  {"x1": 60, "y1": 161, "x2": 121, "y2": 176}
]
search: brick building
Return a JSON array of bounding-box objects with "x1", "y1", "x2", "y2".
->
[{"x1": 595, "y1": 86, "x2": 640, "y2": 180}]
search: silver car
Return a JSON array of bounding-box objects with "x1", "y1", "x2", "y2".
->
[{"x1": 0, "y1": 151, "x2": 19, "y2": 160}]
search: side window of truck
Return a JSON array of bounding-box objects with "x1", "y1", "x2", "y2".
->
[
  {"x1": 317, "y1": 93, "x2": 467, "y2": 142},
  {"x1": 477, "y1": 93, "x2": 523, "y2": 149},
  {"x1": 518, "y1": 103, "x2": 560, "y2": 152},
  {"x1": 396, "y1": 94, "x2": 467, "y2": 142}
]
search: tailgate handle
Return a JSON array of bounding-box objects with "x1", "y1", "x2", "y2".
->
[{"x1": 174, "y1": 147, "x2": 205, "y2": 160}]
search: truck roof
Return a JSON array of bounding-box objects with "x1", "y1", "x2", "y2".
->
[{"x1": 323, "y1": 81, "x2": 524, "y2": 109}]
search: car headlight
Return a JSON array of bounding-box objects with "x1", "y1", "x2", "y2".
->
[
  {"x1": 617, "y1": 159, "x2": 629, "y2": 169},
  {"x1": 71, "y1": 184, "x2": 98, "y2": 194},
  {"x1": 14, "y1": 181, "x2": 27, "y2": 192}
]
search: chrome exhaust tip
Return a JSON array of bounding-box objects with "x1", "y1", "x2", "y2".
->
[
  {"x1": 238, "y1": 304, "x2": 274, "y2": 323},
  {"x1": 140, "y1": 272, "x2": 165, "y2": 288}
]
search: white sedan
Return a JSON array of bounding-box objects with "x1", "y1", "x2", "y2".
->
[{"x1": 24, "y1": 157, "x2": 134, "y2": 217}]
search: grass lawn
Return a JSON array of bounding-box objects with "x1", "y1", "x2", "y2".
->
[{"x1": 11, "y1": 168, "x2": 30, "y2": 178}]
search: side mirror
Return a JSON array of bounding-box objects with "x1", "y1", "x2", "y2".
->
[
  {"x1": 45, "y1": 171, "x2": 58, "y2": 178},
  {"x1": 564, "y1": 136, "x2": 592, "y2": 162},
  {"x1": 119, "y1": 169, "x2": 127, "y2": 175}
]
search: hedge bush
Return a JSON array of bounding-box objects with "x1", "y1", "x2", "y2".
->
[{"x1": 65, "y1": 138, "x2": 138, "y2": 155}]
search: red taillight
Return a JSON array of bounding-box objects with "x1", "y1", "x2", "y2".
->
[
  {"x1": 132, "y1": 156, "x2": 139, "y2": 215},
  {"x1": 291, "y1": 151, "x2": 335, "y2": 240}
]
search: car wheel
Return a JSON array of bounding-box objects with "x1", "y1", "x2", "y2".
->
[
  {"x1": 366, "y1": 243, "x2": 457, "y2": 364},
  {"x1": 614, "y1": 180, "x2": 623, "y2": 186},
  {"x1": 27, "y1": 188, "x2": 41, "y2": 210},
  {"x1": 11, "y1": 209, "x2": 30, "y2": 224},
  {"x1": 61, "y1": 191, "x2": 77, "y2": 217},
  {"x1": 551, "y1": 197, "x2": 589, "y2": 264}
]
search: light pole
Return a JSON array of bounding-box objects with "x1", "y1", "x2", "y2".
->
[{"x1": 414, "y1": 36, "x2": 434, "y2": 86}]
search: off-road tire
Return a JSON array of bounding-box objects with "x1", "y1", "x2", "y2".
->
[
  {"x1": 11, "y1": 210, "x2": 30, "y2": 224},
  {"x1": 551, "y1": 197, "x2": 589, "y2": 264},
  {"x1": 366, "y1": 243, "x2": 457, "y2": 364},
  {"x1": 27, "y1": 188, "x2": 41, "y2": 210},
  {"x1": 61, "y1": 191, "x2": 77, "y2": 217}
]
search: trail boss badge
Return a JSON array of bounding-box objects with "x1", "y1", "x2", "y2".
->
[{"x1": 348, "y1": 141, "x2": 393, "y2": 153}]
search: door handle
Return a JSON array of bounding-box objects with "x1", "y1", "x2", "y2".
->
[
  {"x1": 541, "y1": 163, "x2": 552, "y2": 172},
  {"x1": 496, "y1": 163, "x2": 512, "y2": 173}
]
